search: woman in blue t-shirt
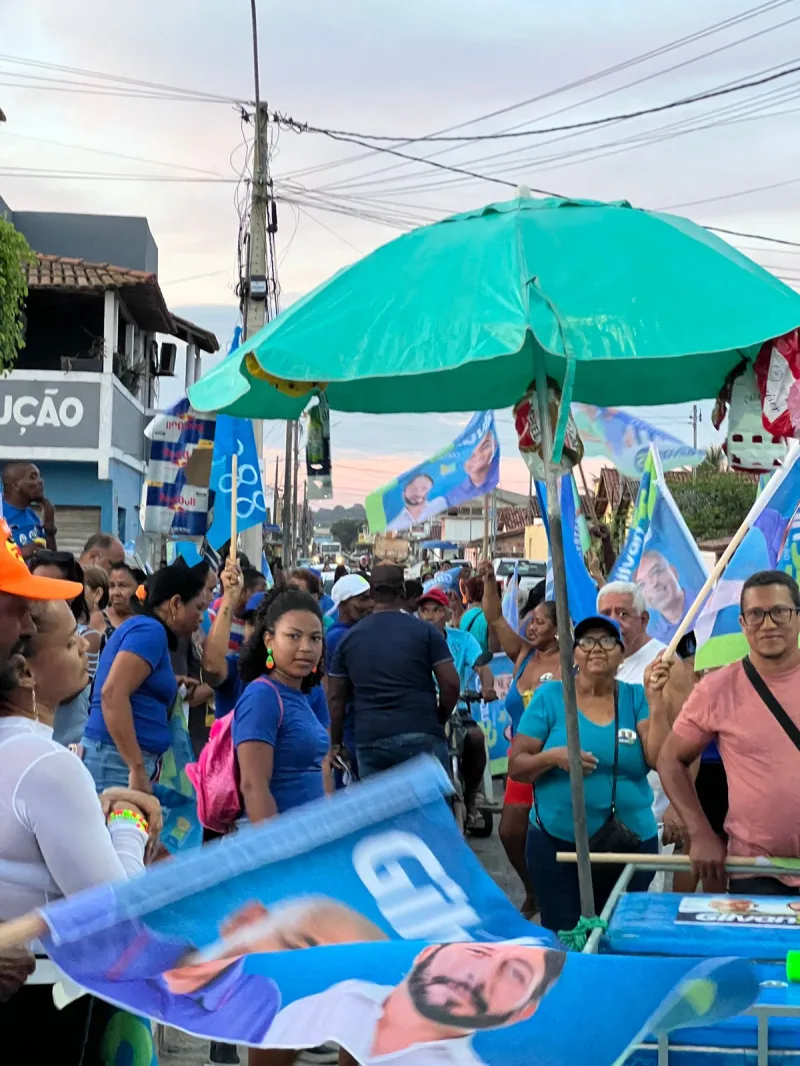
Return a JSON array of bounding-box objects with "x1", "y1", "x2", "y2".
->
[
  {"x1": 509, "y1": 615, "x2": 670, "y2": 937},
  {"x1": 82, "y1": 565, "x2": 208, "y2": 793},
  {"x1": 233, "y1": 587, "x2": 329, "y2": 821}
]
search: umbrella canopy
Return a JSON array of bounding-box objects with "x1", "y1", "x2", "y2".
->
[{"x1": 189, "y1": 194, "x2": 800, "y2": 418}]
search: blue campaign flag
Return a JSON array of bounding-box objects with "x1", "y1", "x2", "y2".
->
[
  {"x1": 535, "y1": 474, "x2": 597, "y2": 624},
  {"x1": 39, "y1": 761, "x2": 757, "y2": 1060},
  {"x1": 696, "y1": 442, "x2": 800, "y2": 669},
  {"x1": 206, "y1": 415, "x2": 267, "y2": 551},
  {"x1": 366, "y1": 411, "x2": 500, "y2": 533},
  {"x1": 261, "y1": 553, "x2": 274, "y2": 588},
  {"x1": 501, "y1": 562, "x2": 520, "y2": 633},
  {"x1": 610, "y1": 446, "x2": 708, "y2": 645},
  {"x1": 572, "y1": 403, "x2": 705, "y2": 478}
]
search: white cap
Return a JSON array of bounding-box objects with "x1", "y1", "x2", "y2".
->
[{"x1": 331, "y1": 574, "x2": 371, "y2": 606}]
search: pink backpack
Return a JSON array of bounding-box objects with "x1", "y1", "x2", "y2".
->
[{"x1": 187, "y1": 676, "x2": 284, "y2": 833}]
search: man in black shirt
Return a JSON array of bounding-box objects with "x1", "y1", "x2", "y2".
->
[{"x1": 328, "y1": 564, "x2": 460, "y2": 778}]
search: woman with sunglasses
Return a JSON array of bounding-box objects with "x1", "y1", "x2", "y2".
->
[
  {"x1": 29, "y1": 550, "x2": 103, "y2": 747},
  {"x1": 509, "y1": 615, "x2": 670, "y2": 936}
]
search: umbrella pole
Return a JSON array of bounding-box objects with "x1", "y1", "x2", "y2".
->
[{"x1": 534, "y1": 368, "x2": 596, "y2": 920}]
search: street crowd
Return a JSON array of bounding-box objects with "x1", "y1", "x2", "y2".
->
[{"x1": 0, "y1": 461, "x2": 799, "y2": 1066}]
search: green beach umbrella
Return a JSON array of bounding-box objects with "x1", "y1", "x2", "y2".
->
[
  {"x1": 189, "y1": 192, "x2": 800, "y2": 928},
  {"x1": 189, "y1": 193, "x2": 800, "y2": 420}
]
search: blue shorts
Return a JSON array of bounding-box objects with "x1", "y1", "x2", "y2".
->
[
  {"x1": 80, "y1": 737, "x2": 160, "y2": 793},
  {"x1": 357, "y1": 732, "x2": 448, "y2": 779}
]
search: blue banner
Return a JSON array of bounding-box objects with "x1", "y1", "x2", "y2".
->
[
  {"x1": 535, "y1": 474, "x2": 597, "y2": 624},
  {"x1": 38, "y1": 761, "x2": 756, "y2": 1061},
  {"x1": 610, "y1": 448, "x2": 708, "y2": 645},
  {"x1": 154, "y1": 702, "x2": 203, "y2": 854},
  {"x1": 207, "y1": 415, "x2": 268, "y2": 551},
  {"x1": 366, "y1": 411, "x2": 500, "y2": 533},
  {"x1": 696, "y1": 443, "x2": 800, "y2": 668},
  {"x1": 474, "y1": 654, "x2": 514, "y2": 775},
  {"x1": 572, "y1": 404, "x2": 705, "y2": 478}
]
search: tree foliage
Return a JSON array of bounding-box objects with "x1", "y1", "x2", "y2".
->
[
  {"x1": 670, "y1": 472, "x2": 757, "y2": 543},
  {"x1": 0, "y1": 217, "x2": 33, "y2": 372},
  {"x1": 330, "y1": 518, "x2": 362, "y2": 551}
]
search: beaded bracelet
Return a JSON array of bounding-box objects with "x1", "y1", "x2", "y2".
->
[{"x1": 108, "y1": 808, "x2": 149, "y2": 834}]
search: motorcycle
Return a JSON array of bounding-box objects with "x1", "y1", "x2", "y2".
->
[{"x1": 445, "y1": 651, "x2": 494, "y2": 839}]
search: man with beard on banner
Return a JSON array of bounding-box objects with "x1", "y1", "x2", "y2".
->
[{"x1": 268, "y1": 940, "x2": 565, "y2": 1066}]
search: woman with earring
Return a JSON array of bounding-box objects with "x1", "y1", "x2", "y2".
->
[
  {"x1": 233, "y1": 587, "x2": 332, "y2": 1066},
  {"x1": 477, "y1": 560, "x2": 561, "y2": 921},
  {"x1": 234, "y1": 587, "x2": 330, "y2": 822},
  {"x1": 81, "y1": 565, "x2": 208, "y2": 793},
  {"x1": 0, "y1": 595, "x2": 160, "y2": 1062}
]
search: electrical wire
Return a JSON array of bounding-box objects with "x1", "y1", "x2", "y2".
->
[
  {"x1": 278, "y1": 61, "x2": 800, "y2": 145},
  {"x1": 657, "y1": 174, "x2": 800, "y2": 210},
  {"x1": 280, "y1": 0, "x2": 795, "y2": 184}
]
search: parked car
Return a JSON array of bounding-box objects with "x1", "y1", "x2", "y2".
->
[{"x1": 492, "y1": 558, "x2": 547, "y2": 597}]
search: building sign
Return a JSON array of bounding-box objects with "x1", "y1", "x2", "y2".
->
[{"x1": 0, "y1": 379, "x2": 101, "y2": 450}]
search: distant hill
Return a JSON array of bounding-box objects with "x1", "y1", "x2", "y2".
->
[{"x1": 312, "y1": 504, "x2": 366, "y2": 527}]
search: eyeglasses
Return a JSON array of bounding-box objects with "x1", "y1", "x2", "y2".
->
[
  {"x1": 741, "y1": 605, "x2": 800, "y2": 628},
  {"x1": 576, "y1": 635, "x2": 620, "y2": 652}
]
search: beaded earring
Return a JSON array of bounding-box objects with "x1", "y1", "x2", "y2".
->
[{"x1": 266, "y1": 647, "x2": 275, "y2": 670}]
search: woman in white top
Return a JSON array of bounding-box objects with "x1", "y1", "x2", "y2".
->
[{"x1": 0, "y1": 595, "x2": 160, "y2": 1063}]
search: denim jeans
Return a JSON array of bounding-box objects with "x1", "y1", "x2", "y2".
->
[
  {"x1": 526, "y1": 823, "x2": 658, "y2": 938},
  {"x1": 357, "y1": 732, "x2": 449, "y2": 779},
  {"x1": 80, "y1": 737, "x2": 160, "y2": 793}
]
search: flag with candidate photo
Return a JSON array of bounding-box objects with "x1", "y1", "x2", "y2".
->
[
  {"x1": 610, "y1": 446, "x2": 708, "y2": 645},
  {"x1": 34, "y1": 761, "x2": 758, "y2": 1062}
]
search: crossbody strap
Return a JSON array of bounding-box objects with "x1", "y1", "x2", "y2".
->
[
  {"x1": 742, "y1": 656, "x2": 800, "y2": 752},
  {"x1": 253, "y1": 676, "x2": 285, "y2": 728},
  {"x1": 609, "y1": 682, "x2": 620, "y2": 815}
]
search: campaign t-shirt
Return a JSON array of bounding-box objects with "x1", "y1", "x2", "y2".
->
[
  {"x1": 616, "y1": 639, "x2": 668, "y2": 822},
  {"x1": 518, "y1": 680, "x2": 656, "y2": 843},
  {"x1": 459, "y1": 607, "x2": 490, "y2": 654},
  {"x1": 232, "y1": 676, "x2": 329, "y2": 812},
  {"x1": 3, "y1": 502, "x2": 45, "y2": 550},
  {"x1": 329, "y1": 611, "x2": 453, "y2": 746},
  {"x1": 444, "y1": 626, "x2": 483, "y2": 695},
  {"x1": 85, "y1": 615, "x2": 178, "y2": 755}
]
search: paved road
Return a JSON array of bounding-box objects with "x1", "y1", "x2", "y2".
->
[{"x1": 162, "y1": 808, "x2": 525, "y2": 1066}]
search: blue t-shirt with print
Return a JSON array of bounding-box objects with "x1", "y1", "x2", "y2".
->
[
  {"x1": 232, "y1": 676, "x2": 330, "y2": 812},
  {"x1": 517, "y1": 680, "x2": 656, "y2": 843},
  {"x1": 3, "y1": 502, "x2": 45, "y2": 550},
  {"x1": 85, "y1": 615, "x2": 178, "y2": 755},
  {"x1": 444, "y1": 626, "x2": 483, "y2": 695}
]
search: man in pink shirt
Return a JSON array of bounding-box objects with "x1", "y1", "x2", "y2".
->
[{"x1": 657, "y1": 569, "x2": 800, "y2": 895}]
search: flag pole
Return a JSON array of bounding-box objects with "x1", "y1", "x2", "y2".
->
[
  {"x1": 534, "y1": 361, "x2": 596, "y2": 919},
  {"x1": 230, "y1": 454, "x2": 239, "y2": 564},
  {"x1": 663, "y1": 440, "x2": 800, "y2": 661}
]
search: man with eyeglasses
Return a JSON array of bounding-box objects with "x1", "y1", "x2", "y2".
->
[{"x1": 657, "y1": 569, "x2": 800, "y2": 896}]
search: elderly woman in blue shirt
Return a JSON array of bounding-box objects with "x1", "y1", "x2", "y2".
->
[{"x1": 509, "y1": 615, "x2": 671, "y2": 937}]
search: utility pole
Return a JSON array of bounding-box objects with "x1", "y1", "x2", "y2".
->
[
  {"x1": 291, "y1": 420, "x2": 300, "y2": 563},
  {"x1": 240, "y1": 0, "x2": 269, "y2": 566}
]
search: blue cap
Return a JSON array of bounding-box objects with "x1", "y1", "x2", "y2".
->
[
  {"x1": 573, "y1": 614, "x2": 623, "y2": 646},
  {"x1": 241, "y1": 591, "x2": 266, "y2": 618}
]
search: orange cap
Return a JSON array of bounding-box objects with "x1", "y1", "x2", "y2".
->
[{"x1": 0, "y1": 519, "x2": 84, "y2": 601}]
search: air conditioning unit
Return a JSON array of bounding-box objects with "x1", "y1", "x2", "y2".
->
[{"x1": 156, "y1": 342, "x2": 177, "y2": 377}]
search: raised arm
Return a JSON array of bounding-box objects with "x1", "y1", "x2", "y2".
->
[
  {"x1": 202, "y1": 559, "x2": 243, "y2": 685},
  {"x1": 478, "y1": 560, "x2": 527, "y2": 662}
]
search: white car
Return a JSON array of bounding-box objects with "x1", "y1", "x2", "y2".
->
[{"x1": 493, "y1": 558, "x2": 547, "y2": 598}]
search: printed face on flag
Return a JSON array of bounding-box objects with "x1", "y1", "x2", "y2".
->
[{"x1": 366, "y1": 412, "x2": 500, "y2": 534}]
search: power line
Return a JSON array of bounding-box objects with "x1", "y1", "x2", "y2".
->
[
  {"x1": 278, "y1": 61, "x2": 800, "y2": 147},
  {"x1": 0, "y1": 52, "x2": 245, "y2": 104},
  {"x1": 704, "y1": 225, "x2": 800, "y2": 248},
  {"x1": 657, "y1": 173, "x2": 800, "y2": 210},
  {"x1": 281, "y1": 0, "x2": 794, "y2": 184}
]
